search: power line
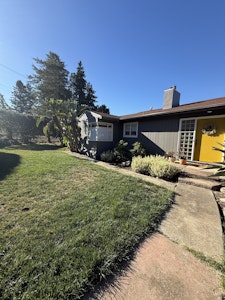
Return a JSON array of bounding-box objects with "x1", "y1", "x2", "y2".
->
[{"x1": 0, "y1": 63, "x2": 27, "y2": 78}]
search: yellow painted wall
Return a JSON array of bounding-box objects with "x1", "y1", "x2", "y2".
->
[{"x1": 194, "y1": 117, "x2": 225, "y2": 162}]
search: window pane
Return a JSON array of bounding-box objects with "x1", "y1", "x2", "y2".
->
[{"x1": 123, "y1": 122, "x2": 137, "y2": 137}]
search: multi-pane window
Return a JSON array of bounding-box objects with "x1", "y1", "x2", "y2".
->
[
  {"x1": 179, "y1": 119, "x2": 196, "y2": 160},
  {"x1": 123, "y1": 122, "x2": 138, "y2": 138},
  {"x1": 88, "y1": 122, "x2": 113, "y2": 141}
]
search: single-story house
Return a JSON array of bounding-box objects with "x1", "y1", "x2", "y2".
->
[{"x1": 78, "y1": 86, "x2": 225, "y2": 163}]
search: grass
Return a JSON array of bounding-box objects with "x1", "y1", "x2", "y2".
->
[
  {"x1": 0, "y1": 145, "x2": 174, "y2": 299},
  {"x1": 185, "y1": 246, "x2": 225, "y2": 293}
]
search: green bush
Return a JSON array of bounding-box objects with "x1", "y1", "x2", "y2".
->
[
  {"x1": 113, "y1": 140, "x2": 131, "y2": 163},
  {"x1": 131, "y1": 156, "x2": 151, "y2": 175},
  {"x1": 131, "y1": 155, "x2": 179, "y2": 179},
  {"x1": 149, "y1": 155, "x2": 178, "y2": 179},
  {"x1": 100, "y1": 150, "x2": 114, "y2": 162},
  {"x1": 130, "y1": 141, "x2": 147, "y2": 157}
]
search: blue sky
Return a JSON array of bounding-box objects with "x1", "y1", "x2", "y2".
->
[{"x1": 1, "y1": 0, "x2": 225, "y2": 115}]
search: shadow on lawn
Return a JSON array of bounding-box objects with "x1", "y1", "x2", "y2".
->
[
  {"x1": 0, "y1": 152, "x2": 21, "y2": 180},
  {"x1": 4, "y1": 143, "x2": 64, "y2": 151}
]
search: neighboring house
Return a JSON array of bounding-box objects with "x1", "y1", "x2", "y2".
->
[{"x1": 78, "y1": 86, "x2": 225, "y2": 163}]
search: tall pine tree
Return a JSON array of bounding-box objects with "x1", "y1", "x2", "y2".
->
[
  {"x1": 30, "y1": 51, "x2": 70, "y2": 103},
  {"x1": 69, "y1": 61, "x2": 87, "y2": 105},
  {"x1": 0, "y1": 93, "x2": 10, "y2": 110},
  {"x1": 86, "y1": 82, "x2": 97, "y2": 108},
  {"x1": 11, "y1": 80, "x2": 34, "y2": 114}
]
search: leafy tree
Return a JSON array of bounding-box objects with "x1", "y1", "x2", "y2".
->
[
  {"x1": 30, "y1": 51, "x2": 70, "y2": 103},
  {"x1": 37, "y1": 98, "x2": 83, "y2": 152},
  {"x1": 11, "y1": 80, "x2": 34, "y2": 113},
  {"x1": 0, "y1": 93, "x2": 10, "y2": 110},
  {"x1": 69, "y1": 61, "x2": 87, "y2": 105},
  {"x1": 95, "y1": 104, "x2": 110, "y2": 114},
  {"x1": 0, "y1": 110, "x2": 39, "y2": 144}
]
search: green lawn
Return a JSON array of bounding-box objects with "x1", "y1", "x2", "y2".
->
[{"x1": 0, "y1": 145, "x2": 174, "y2": 300}]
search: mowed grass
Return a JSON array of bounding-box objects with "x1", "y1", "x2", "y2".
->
[{"x1": 0, "y1": 145, "x2": 174, "y2": 299}]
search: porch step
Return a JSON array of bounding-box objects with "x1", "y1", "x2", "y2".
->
[
  {"x1": 178, "y1": 176, "x2": 221, "y2": 190},
  {"x1": 176, "y1": 164, "x2": 224, "y2": 190}
]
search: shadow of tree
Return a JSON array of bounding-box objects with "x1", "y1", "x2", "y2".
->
[
  {"x1": 0, "y1": 152, "x2": 21, "y2": 180},
  {"x1": 4, "y1": 143, "x2": 63, "y2": 151}
]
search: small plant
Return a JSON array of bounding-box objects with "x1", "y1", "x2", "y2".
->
[
  {"x1": 131, "y1": 155, "x2": 179, "y2": 180},
  {"x1": 165, "y1": 151, "x2": 176, "y2": 162},
  {"x1": 113, "y1": 140, "x2": 131, "y2": 163},
  {"x1": 166, "y1": 151, "x2": 175, "y2": 158},
  {"x1": 100, "y1": 150, "x2": 114, "y2": 163},
  {"x1": 207, "y1": 143, "x2": 225, "y2": 176},
  {"x1": 177, "y1": 148, "x2": 186, "y2": 160}
]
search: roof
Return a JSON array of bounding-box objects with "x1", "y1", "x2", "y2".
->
[
  {"x1": 119, "y1": 97, "x2": 225, "y2": 120},
  {"x1": 92, "y1": 111, "x2": 119, "y2": 121},
  {"x1": 91, "y1": 97, "x2": 225, "y2": 121}
]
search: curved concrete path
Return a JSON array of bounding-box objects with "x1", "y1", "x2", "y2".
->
[
  {"x1": 96, "y1": 183, "x2": 224, "y2": 300},
  {"x1": 98, "y1": 234, "x2": 222, "y2": 300},
  {"x1": 160, "y1": 183, "x2": 223, "y2": 262},
  {"x1": 66, "y1": 152, "x2": 224, "y2": 299}
]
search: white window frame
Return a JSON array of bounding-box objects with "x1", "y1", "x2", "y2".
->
[
  {"x1": 88, "y1": 122, "x2": 113, "y2": 142},
  {"x1": 123, "y1": 122, "x2": 138, "y2": 138}
]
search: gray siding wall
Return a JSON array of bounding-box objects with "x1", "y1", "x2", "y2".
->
[{"x1": 123, "y1": 117, "x2": 180, "y2": 155}]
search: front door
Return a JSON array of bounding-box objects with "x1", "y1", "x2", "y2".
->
[{"x1": 194, "y1": 117, "x2": 225, "y2": 162}]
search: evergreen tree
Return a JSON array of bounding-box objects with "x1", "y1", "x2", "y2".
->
[
  {"x1": 30, "y1": 51, "x2": 70, "y2": 103},
  {"x1": 69, "y1": 61, "x2": 87, "y2": 105},
  {"x1": 95, "y1": 104, "x2": 110, "y2": 114},
  {"x1": 0, "y1": 93, "x2": 10, "y2": 110},
  {"x1": 86, "y1": 82, "x2": 97, "y2": 108},
  {"x1": 11, "y1": 80, "x2": 34, "y2": 113}
]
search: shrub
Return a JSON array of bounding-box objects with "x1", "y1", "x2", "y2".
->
[
  {"x1": 113, "y1": 140, "x2": 131, "y2": 163},
  {"x1": 100, "y1": 150, "x2": 114, "y2": 162},
  {"x1": 149, "y1": 155, "x2": 178, "y2": 179},
  {"x1": 131, "y1": 155, "x2": 179, "y2": 179},
  {"x1": 130, "y1": 141, "x2": 147, "y2": 157},
  {"x1": 131, "y1": 156, "x2": 151, "y2": 175}
]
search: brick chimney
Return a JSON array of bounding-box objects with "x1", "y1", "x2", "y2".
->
[{"x1": 163, "y1": 86, "x2": 180, "y2": 109}]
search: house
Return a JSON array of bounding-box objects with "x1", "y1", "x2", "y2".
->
[{"x1": 78, "y1": 87, "x2": 225, "y2": 163}]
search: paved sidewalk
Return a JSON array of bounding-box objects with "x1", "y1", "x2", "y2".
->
[
  {"x1": 98, "y1": 234, "x2": 223, "y2": 300},
  {"x1": 160, "y1": 182, "x2": 224, "y2": 262}
]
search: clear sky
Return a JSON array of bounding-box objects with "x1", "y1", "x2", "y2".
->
[{"x1": 1, "y1": 0, "x2": 225, "y2": 115}]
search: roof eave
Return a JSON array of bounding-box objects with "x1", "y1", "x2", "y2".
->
[{"x1": 119, "y1": 103, "x2": 225, "y2": 121}]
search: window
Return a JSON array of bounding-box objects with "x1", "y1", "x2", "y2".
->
[
  {"x1": 123, "y1": 122, "x2": 138, "y2": 138},
  {"x1": 88, "y1": 122, "x2": 113, "y2": 141}
]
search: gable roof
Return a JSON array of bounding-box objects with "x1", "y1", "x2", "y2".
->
[
  {"x1": 90, "y1": 97, "x2": 225, "y2": 122},
  {"x1": 91, "y1": 111, "x2": 119, "y2": 121},
  {"x1": 119, "y1": 97, "x2": 225, "y2": 120}
]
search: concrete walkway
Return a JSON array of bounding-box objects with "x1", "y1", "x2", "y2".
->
[
  {"x1": 66, "y1": 152, "x2": 224, "y2": 299},
  {"x1": 160, "y1": 183, "x2": 223, "y2": 262},
  {"x1": 96, "y1": 182, "x2": 224, "y2": 300}
]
